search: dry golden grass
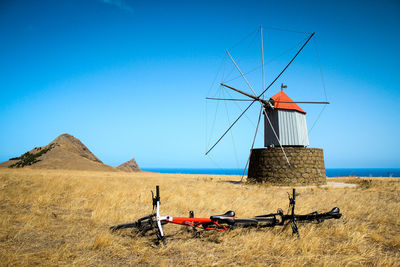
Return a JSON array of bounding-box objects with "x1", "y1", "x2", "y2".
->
[{"x1": 0, "y1": 168, "x2": 399, "y2": 266}]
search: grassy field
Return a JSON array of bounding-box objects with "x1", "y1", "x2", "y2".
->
[{"x1": 1, "y1": 168, "x2": 399, "y2": 266}]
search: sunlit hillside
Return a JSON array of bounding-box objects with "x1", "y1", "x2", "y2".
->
[{"x1": 1, "y1": 168, "x2": 399, "y2": 266}]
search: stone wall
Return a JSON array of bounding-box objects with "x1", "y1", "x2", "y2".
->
[{"x1": 247, "y1": 147, "x2": 326, "y2": 185}]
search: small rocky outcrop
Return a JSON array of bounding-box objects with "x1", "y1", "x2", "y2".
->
[{"x1": 117, "y1": 158, "x2": 141, "y2": 172}]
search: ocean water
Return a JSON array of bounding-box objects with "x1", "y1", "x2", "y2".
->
[{"x1": 142, "y1": 168, "x2": 400, "y2": 177}]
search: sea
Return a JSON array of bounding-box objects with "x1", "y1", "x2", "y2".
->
[{"x1": 142, "y1": 168, "x2": 400, "y2": 177}]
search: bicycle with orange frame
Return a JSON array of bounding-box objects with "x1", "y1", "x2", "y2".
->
[{"x1": 110, "y1": 186, "x2": 342, "y2": 243}]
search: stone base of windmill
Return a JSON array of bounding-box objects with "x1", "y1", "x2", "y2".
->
[{"x1": 247, "y1": 147, "x2": 327, "y2": 185}]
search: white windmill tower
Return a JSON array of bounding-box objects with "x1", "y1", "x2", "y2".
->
[
  {"x1": 206, "y1": 26, "x2": 329, "y2": 185},
  {"x1": 264, "y1": 84, "x2": 309, "y2": 148}
]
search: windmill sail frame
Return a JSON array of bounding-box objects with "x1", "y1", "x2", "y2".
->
[{"x1": 205, "y1": 26, "x2": 329, "y2": 181}]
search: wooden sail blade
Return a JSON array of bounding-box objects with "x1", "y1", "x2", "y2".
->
[
  {"x1": 261, "y1": 25, "x2": 265, "y2": 99},
  {"x1": 241, "y1": 103, "x2": 263, "y2": 182},
  {"x1": 206, "y1": 97, "x2": 253, "y2": 101},
  {"x1": 258, "y1": 32, "x2": 315, "y2": 98},
  {"x1": 220, "y1": 83, "x2": 264, "y2": 103},
  {"x1": 205, "y1": 100, "x2": 257, "y2": 155},
  {"x1": 226, "y1": 50, "x2": 258, "y2": 97},
  {"x1": 263, "y1": 108, "x2": 290, "y2": 166},
  {"x1": 273, "y1": 101, "x2": 330, "y2": 104}
]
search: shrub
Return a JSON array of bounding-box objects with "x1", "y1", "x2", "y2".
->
[{"x1": 9, "y1": 144, "x2": 55, "y2": 168}]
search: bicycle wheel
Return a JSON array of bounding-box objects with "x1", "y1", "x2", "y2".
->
[
  {"x1": 110, "y1": 221, "x2": 139, "y2": 231},
  {"x1": 136, "y1": 218, "x2": 155, "y2": 233},
  {"x1": 110, "y1": 216, "x2": 156, "y2": 233}
]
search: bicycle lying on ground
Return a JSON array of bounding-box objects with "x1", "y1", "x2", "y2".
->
[{"x1": 110, "y1": 186, "x2": 342, "y2": 243}]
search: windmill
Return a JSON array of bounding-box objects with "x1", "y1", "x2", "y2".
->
[{"x1": 206, "y1": 26, "x2": 329, "y2": 185}]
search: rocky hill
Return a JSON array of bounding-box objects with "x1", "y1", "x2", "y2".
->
[
  {"x1": 117, "y1": 158, "x2": 141, "y2": 172},
  {"x1": 0, "y1": 134, "x2": 140, "y2": 172}
]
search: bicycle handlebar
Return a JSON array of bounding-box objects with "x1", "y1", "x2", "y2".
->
[{"x1": 156, "y1": 185, "x2": 160, "y2": 202}]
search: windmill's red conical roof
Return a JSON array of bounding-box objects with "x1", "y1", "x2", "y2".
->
[{"x1": 270, "y1": 91, "x2": 306, "y2": 114}]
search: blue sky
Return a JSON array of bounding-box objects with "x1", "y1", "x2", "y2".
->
[{"x1": 0, "y1": 0, "x2": 399, "y2": 168}]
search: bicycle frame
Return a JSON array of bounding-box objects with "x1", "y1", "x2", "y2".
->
[{"x1": 152, "y1": 186, "x2": 233, "y2": 241}]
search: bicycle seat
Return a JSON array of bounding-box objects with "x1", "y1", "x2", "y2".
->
[{"x1": 210, "y1": 211, "x2": 235, "y2": 225}]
